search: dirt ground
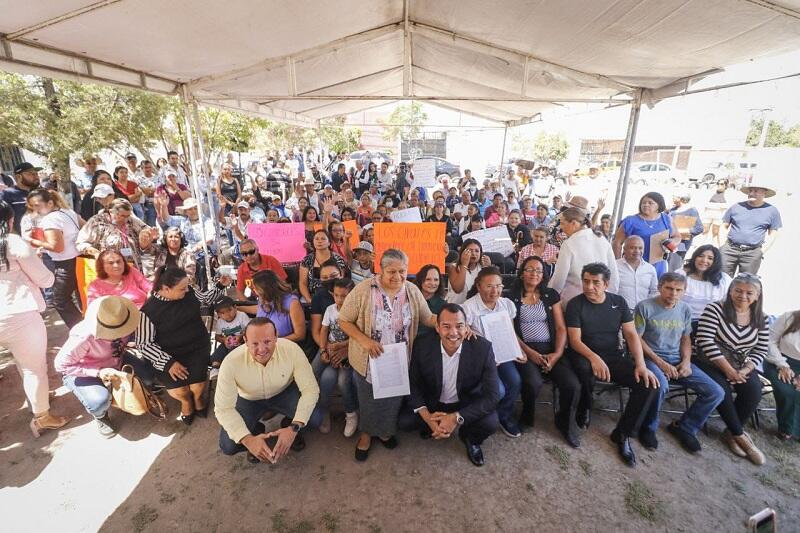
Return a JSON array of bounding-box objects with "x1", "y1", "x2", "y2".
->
[
  {"x1": 2, "y1": 185, "x2": 799, "y2": 532},
  {"x1": 1, "y1": 313, "x2": 799, "y2": 533}
]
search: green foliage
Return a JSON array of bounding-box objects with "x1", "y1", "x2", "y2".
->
[
  {"x1": 746, "y1": 118, "x2": 800, "y2": 147},
  {"x1": 379, "y1": 102, "x2": 428, "y2": 142},
  {"x1": 512, "y1": 131, "x2": 569, "y2": 164},
  {"x1": 318, "y1": 116, "x2": 362, "y2": 154}
]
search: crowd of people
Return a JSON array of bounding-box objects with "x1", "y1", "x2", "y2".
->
[{"x1": 0, "y1": 149, "x2": 797, "y2": 472}]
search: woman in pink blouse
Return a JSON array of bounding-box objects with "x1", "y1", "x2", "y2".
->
[{"x1": 87, "y1": 249, "x2": 152, "y2": 308}]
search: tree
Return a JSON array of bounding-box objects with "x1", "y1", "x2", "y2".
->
[
  {"x1": 745, "y1": 118, "x2": 800, "y2": 148},
  {"x1": 378, "y1": 102, "x2": 428, "y2": 143},
  {"x1": 318, "y1": 116, "x2": 362, "y2": 154},
  {"x1": 512, "y1": 131, "x2": 569, "y2": 165}
]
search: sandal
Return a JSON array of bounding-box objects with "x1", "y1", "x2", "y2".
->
[{"x1": 30, "y1": 412, "x2": 70, "y2": 438}]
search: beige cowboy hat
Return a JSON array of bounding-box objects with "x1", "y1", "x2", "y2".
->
[
  {"x1": 84, "y1": 296, "x2": 141, "y2": 340},
  {"x1": 740, "y1": 179, "x2": 776, "y2": 198},
  {"x1": 177, "y1": 197, "x2": 199, "y2": 211}
]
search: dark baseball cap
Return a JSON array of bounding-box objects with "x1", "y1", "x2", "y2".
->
[{"x1": 14, "y1": 162, "x2": 42, "y2": 174}]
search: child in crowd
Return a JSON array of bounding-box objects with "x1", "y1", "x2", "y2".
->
[
  {"x1": 315, "y1": 279, "x2": 359, "y2": 436},
  {"x1": 210, "y1": 296, "x2": 250, "y2": 379},
  {"x1": 350, "y1": 241, "x2": 374, "y2": 284}
]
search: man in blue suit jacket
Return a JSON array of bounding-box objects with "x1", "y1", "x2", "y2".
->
[{"x1": 409, "y1": 303, "x2": 500, "y2": 466}]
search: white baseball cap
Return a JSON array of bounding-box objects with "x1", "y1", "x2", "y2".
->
[{"x1": 92, "y1": 184, "x2": 115, "y2": 198}]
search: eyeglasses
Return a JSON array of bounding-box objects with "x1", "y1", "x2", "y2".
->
[
  {"x1": 523, "y1": 268, "x2": 544, "y2": 274},
  {"x1": 240, "y1": 249, "x2": 257, "y2": 256}
]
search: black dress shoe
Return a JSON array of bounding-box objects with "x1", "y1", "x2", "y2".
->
[
  {"x1": 195, "y1": 405, "x2": 209, "y2": 419},
  {"x1": 291, "y1": 432, "x2": 306, "y2": 452},
  {"x1": 180, "y1": 412, "x2": 195, "y2": 426},
  {"x1": 245, "y1": 451, "x2": 260, "y2": 464},
  {"x1": 419, "y1": 428, "x2": 433, "y2": 440},
  {"x1": 559, "y1": 426, "x2": 581, "y2": 449},
  {"x1": 638, "y1": 429, "x2": 659, "y2": 450},
  {"x1": 464, "y1": 439, "x2": 485, "y2": 467},
  {"x1": 666, "y1": 421, "x2": 701, "y2": 453},
  {"x1": 611, "y1": 429, "x2": 636, "y2": 467},
  {"x1": 355, "y1": 443, "x2": 370, "y2": 462},
  {"x1": 518, "y1": 410, "x2": 535, "y2": 428},
  {"x1": 379, "y1": 436, "x2": 398, "y2": 449},
  {"x1": 576, "y1": 410, "x2": 591, "y2": 430}
]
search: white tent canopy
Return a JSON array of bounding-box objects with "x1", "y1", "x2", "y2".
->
[{"x1": 3, "y1": 0, "x2": 800, "y2": 127}]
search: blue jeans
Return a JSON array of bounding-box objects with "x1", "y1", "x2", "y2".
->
[
  {"x1": 311, "y1": 353, "x2": 358, "y2": 414},
  {"x1": 643, "y1": 357, "x2": 724, "y2": 436},
  {"x1": 62, "y1": 353, "x2": 155, "y2": 419},
  {"x1": 141, "y1": 202, "x2": 157, "y2": 226},
  {"x1": 218, "y1": 382, "x2": 323, "y2": 455},
  {"x1": 496, "y1": 361, "x2": 522, "y2": 425}
]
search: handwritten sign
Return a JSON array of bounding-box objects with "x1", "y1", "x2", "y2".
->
[
  {"x1": 248, "y1": 223, "x2": 307, "y2": 262},
  {"x1": 412, "y1": 158, "x2": 437, "y2": 188},
  {"x1": 462, "y1": 226, "x2": 514, "y2": 257},
  {"x1": 373, "y1": 222, "x2": 445, "y2": 274},
  {"x1": 312, "y1": 219, "x2": 360, "y2": 248},
  {"x1": 390, "y1": 207, "x2": 423, "y2": 223}
]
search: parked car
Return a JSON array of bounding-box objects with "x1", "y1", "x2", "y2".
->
[
  {"x1": 688, "y1": 161, "x2": 757, "y2": 189},
  {"x1": 629, "y1": 162, "x2": 687, "y2": 186},
  {"x1": 414, "y1": 156, "x2": 461, "y2": 178}
]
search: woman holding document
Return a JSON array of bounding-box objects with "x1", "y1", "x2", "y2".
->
[
  {"x1": 339, "y1": 249, "x2": 436, "y2": 462},
  {"x1": 462, "y1": 267, "x2": 528, "y2": 439}
]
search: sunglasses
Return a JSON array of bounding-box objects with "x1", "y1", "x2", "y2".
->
[{"x1": 240, "y1": 249, "x2": 257, "y2": 256}]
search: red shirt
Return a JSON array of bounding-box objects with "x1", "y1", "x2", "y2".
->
[
  {"x1": 114, "y1": 180, "x2": 138, "y2": 198},
  {"x1": 236, "y1": 254, "x2": 288, "y2": 295}
]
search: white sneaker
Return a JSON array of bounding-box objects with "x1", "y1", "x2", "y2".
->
[
  {"x1": 209, "y1": 367, "x2": 220, "y2": 380},
  {"x1": 319, "y1": 413, "x2": 331, "y2": 434},
  {"x1": 344, "y1": 412, "x2": 358, "y2": 437}
]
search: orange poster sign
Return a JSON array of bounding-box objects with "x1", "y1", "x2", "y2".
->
[
  {"x1": 373, "y1": 222, "x2": 445, "y2": 274},
  {"x1": 76, "y1": 256, "x2": 98, "y2": 313}
]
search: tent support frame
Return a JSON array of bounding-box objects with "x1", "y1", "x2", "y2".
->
[{"x1": 611, "y1": 88, "x2": 643, "y2": 228}]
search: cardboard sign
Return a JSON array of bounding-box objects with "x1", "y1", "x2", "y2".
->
[
  {"x1": 312, "y1": 219, "x2": 360, "y2": 248},
  {"x1": 76, "y1": 256, "x2": 98, "y2": 313},
  {"x1": 412, "y1": 158, "x2": 437, "y2": 188},
  {"x1": 389, "y1": 207, "x2": 423, "y2": 223},
  {"x1": 247, "y1": 223, "x2": 307, "y2": 262},
  {"x1": 647, "y1": 229, "x2": 671, "y2": 264},
  {"x1": 462, "y1": 226, "x2": 514, "y2": 257},
  {"x1": 373, "y1": 222, "x2": 445, "y2": 274}
]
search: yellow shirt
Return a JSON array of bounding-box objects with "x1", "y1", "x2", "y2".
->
[{"x1": 214, "y1": 339, "x2": 320, "y2": 443}]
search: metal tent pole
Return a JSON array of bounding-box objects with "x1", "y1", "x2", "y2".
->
[
  {"x1": 189, "y1": 99, "x2": 222, "y2": 250},
  {"x1": 611, "y1": 89, "x2": 643, "y2": 227},
  {"x1": 498, "y1": 125, "x2": 509, "y2": 179},
  {"x1": 180, "y1": 84, "x2": 213, "y2": 286}
]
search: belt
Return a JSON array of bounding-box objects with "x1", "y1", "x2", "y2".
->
[{"x1": 727, "y1": 241, "x2": 761, "y2": 251}]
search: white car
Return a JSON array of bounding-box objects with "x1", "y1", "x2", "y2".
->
[{"x1": 629, "y1": 162, "x2": 687, "y2": 186}]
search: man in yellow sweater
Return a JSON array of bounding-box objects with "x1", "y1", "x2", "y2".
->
[{"x1": 215, "y1": 317, "x2": 321, "y2": 463}]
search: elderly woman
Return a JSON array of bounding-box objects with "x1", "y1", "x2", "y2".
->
[
  {"x1": 55, "y1": 296, "x2": 151, "y2": 438},
  {"x1": 299, "y1": 229, "x2": 348, "y2": 302},
  {"x1": 549, "y1": 207, "x2": 618, "y2": 307},
  {"x1": 139, "y1": 226, "x2": 197, "y2": 283},
  {"x1": 613, "y1": 192, "x2": 681, "y2": 277},
  {"x1": 25, "y1": 188, "x2": 84, "y2": 328},
  {"x1": 87, "y1": 249, "x2": 152, "y2": 308},
  {"x1": 250, "y1": 270, "x2": 305, "y2": 343},
  {"x1": 339, "y1": 249, "x2": 437, "y2": 461},
  {"x1": 134, "y1": 266, "x2": 231, "y2": 424},
  {"x1": 695, "y1": 273, "x2": 768, "y2": 465},
  {"x1": 0, "y1": 200, "x2": 70, "y2": 438},
  {"x1": 76, "y1": 198, "x2": 151, "y2": 270},
  {"x1": 763, "y1": 310, "x2": 800, "y2": 440},
  {"x1": 517, "y1": 227, "x2": 559, "y2": 271},
  {"x1": 682, "y1": 245, "x2": 732, "y2": 330}
]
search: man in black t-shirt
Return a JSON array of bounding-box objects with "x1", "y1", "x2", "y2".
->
[{"x1": 564, "y1": 262, "x2": 660, "y2": 467}]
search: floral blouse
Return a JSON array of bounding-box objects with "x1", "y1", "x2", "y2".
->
[{"x1": 76, "y1": 210, "x2": 148, "y2": 269}]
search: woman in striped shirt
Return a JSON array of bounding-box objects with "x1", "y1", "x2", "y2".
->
[{"x1": 695, "y1": 273, "x2": 768, "y2": 465}]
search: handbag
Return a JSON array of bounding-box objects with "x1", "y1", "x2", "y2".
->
[{"x1": 110, "y1": 364, "x2": 168, "y2": 420}]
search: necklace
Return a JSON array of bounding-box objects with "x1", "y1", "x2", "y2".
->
[{"x1": 639, "y1": 214, "x2": 659, "y2": 229}]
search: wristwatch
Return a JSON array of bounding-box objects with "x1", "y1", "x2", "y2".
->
[
  {"x1": 290, "y1": 423, "x2": 302, "y2": 433},
  {"x1": 455, "y1": 412, "x2": 464, "y2": 425}
]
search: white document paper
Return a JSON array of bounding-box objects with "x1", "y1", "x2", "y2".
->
[
  {"x1": 368, "y1": 342, "x2": 411, "y2": 399},
  {"x1": 390, "y1": 206, "x2": 423, "y2": 223},
  {"x1": 480, "y1": 313, "x2": 523, "y2": 364},
  {"x1": 412, "y1": 158, "x2": 437, "y2": 188},
  {"x1": 463, "y1": 226, "x2": 514, "y2": 256}
]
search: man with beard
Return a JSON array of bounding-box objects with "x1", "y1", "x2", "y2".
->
[{"x1": 2, "y1": 162, "x2": 41, "y2": 233}]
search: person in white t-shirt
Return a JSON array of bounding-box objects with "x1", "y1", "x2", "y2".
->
[
  {"x1": 501, "y1": 168, "x2": 520, "y2": 197},
  {"x1": 210, "y1": 296, "x2": 250, "y2": 379},
  {"x1": 24, "y1": 188, "x2": 84, "y2": 328}
]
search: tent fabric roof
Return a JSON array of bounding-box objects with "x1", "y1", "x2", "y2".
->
[{"x1": 2, "y1": 0, "x2": 800, "y2": 126}]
